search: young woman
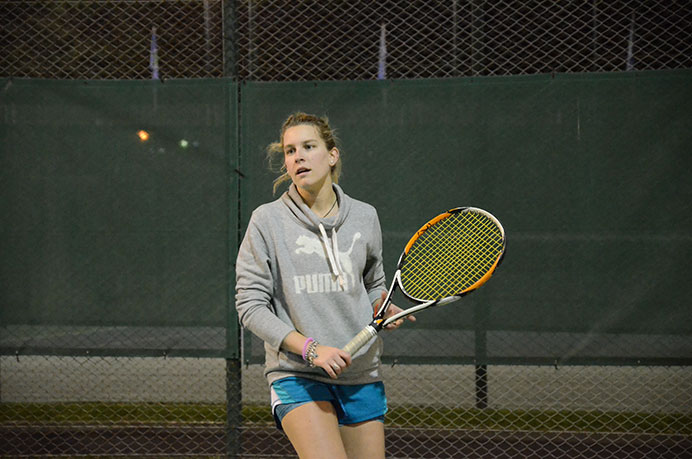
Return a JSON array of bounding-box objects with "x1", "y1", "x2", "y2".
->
[{"x1": 235, "y1": 112, "x2": 413, "y2": 458}]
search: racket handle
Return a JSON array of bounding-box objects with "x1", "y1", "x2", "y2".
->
[{"x1": 342, "y1": 325, "x2": 378, "y2": 356}]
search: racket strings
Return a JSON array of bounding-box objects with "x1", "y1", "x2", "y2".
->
[{"x1": 400, "y1": 210, "x2": 504, "y2": 300}]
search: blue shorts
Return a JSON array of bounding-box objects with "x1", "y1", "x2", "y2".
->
[{"x1": 270, "y1": 377, "x2": 387, "y2": 431}]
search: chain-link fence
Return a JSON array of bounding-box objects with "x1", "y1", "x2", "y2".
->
[
  {"x1": 1, "y1": 356, "x2": 229, "y2": 456},
  {"x1": 1, "y1": 0, "x2": 225, "y2": 79},
  {"x1": 235, "y1": 0, "x2": 692, "y2": 80},
  {"x1": 1, "y1": 77, "x2": 237, "y2": 456},
  {"x1": 2, "y1": 1, "x2": 692, "y2": 458},
  {"x1": 1, "y1": 0, "x2": 690, "y2": 81},
  {"x1": 240, "y1": 364, "x2": 692, "y2": 458}
]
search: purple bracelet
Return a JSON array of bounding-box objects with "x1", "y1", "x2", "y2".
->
[{"x1": 302, "y1": 337, "x2": 315, "y2": 361}]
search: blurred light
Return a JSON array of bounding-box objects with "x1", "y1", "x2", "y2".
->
[
  {"x1": 137, "y1": 130, "x2": 150, "y2": 142},
  {"x1": 179, "y1": 139, "x2": 189, "y2": 148}
]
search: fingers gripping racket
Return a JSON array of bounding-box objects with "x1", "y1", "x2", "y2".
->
[{"x1": 342, "y1": 207, "x2": 506, "y2": 356}]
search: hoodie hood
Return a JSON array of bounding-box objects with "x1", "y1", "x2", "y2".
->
[
  {"x1": 281, "y1": 183, "x2": 352, "y2": 289},
  {"x1": 281, "y1": 183, "x2": 352, "y2": 232}
]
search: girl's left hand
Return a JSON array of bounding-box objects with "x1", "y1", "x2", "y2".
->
[{"x1": 374, "y1": 291, "x2": 416, "y2": 330}]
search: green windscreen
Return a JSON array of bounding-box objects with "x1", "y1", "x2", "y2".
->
[
  {"x1": 2, "y1": 72, "x2": 690, "y2": 364},
  {"x1": 240, "y1": 70, "x2": 691, "y2": 365},
  {"x1": 1, "y1": 79, "x2": 238, "y2": 357}
]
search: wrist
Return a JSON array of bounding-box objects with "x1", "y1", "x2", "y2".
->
[
  {"x1": 303, "y1": 338, "x2": 319, "y2": 367},
  {"x1": 301, "y1": 337, "x2": 315, "y2": 361}
]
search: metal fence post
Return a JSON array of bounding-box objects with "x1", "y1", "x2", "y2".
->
[
  {"x1": 474, "y1": 301, "x2": 489, "y2": 410},
  {"x1": 226, "y1": 358, "x2": 242, "y2": 458}
]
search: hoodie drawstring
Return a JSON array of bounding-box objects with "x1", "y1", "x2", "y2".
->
[{"x1": 318, "y1": 223, "x2": 345, "y2": 289}]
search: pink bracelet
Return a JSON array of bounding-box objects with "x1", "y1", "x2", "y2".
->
[{"x1": 302, "y1": 337, "x2": 315, "y2": 361}]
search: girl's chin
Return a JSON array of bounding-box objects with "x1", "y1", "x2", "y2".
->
[{"x1": 293, "y1": 177, "x2": 331, "y2": 194}]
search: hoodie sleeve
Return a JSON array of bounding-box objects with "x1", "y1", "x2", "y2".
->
[
  {"x1": 234, "y1": 211, "x2": 294, "y2": 349},
  {"x1": 364, "y1": 209, "x2": 387, "y2": 305}
]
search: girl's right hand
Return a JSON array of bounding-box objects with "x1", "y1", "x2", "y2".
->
[{"x1": 314, "y1": 345, "x2": 351, "y2": 379}]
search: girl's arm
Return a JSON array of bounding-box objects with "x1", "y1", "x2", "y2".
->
[{"x1": 282, "y1": 331, "x2": 352, "y2": 379}]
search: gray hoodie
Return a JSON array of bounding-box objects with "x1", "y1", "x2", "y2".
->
[{"x1": 235, "y1": 183, "x2": 387, "y2": 386}]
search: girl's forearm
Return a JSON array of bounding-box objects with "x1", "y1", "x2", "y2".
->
[{"x1": 281, "y1": 331, "x2": 309, "y2": 356}]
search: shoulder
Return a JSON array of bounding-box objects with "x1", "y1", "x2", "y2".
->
[
  {"x1": 249, "y1": 196, "x2": 285, "y2": 224},
  {"x1": 342, "y1": 192, "x2": 379, "y2": 219},
  {"x1": 351, "y1": 197, "x2": 378, "y2": 214},
  {"x1": 348, "y1": 199, "x2": 380, "y2": 231},
  {"x1": 241, "y1": 198, "x2": 288, "y2": 247}
]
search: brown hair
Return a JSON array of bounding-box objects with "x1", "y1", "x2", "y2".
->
[{"x1": 267, "y1": 112, "x2": 342, "y2": 194}]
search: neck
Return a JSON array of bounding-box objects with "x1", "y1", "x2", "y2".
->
[{"x1": 297, "y1": 183, "x2": 337, "y2": 217}]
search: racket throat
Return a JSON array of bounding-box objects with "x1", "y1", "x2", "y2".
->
[
  {"x1": 381, "y1": 296, "x2": 461, "y2": 328},
  {"x1": 373, "y1": 274, "x2": 399, "y2": 319},
  {"x1": 372, "y1": 318, "x2": 387, "y2": 333}
]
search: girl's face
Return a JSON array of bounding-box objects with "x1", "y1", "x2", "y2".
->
[{"x1": 283, "y1": 124, "x2": 339, "y2": 195}]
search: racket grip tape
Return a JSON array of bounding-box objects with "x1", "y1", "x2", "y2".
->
[{"x1": 342, "y1": 325, "x2": 378, "y2": 356}]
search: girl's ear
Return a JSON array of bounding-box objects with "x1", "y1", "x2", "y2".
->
[{"x1": 329, "y1": 148, "x2": 340, "y2": 166}]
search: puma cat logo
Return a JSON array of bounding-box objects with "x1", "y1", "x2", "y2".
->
[{"x1": 294, "y1": 232, "x2": 361, "y2": 293}]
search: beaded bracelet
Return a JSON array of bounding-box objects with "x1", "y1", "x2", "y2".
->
[
  {"x1": 302, "y1": 337, "x2": 315, "y2": 361},
  {"x1": 305, "y1": 340, "x2": 319, "y2": 367}
]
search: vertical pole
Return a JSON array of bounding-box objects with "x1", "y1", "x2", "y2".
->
[
  {"x1": 226, "y1": 358, "x2": 242, "y2": 458},
  {"x1": 470, "y1": 0, "x2": 484, "y2": 76},
  {"x1": 474, "y1": 302, "x2": 488, "y2": 410},
  {"x1": 203, "y1": 0, "x2": 213, "y2": 75},
  {"x1": 222, "y1": 0, "x2": 238, "y2": 80},
  {"x1": 222, "y1": 3, "x2": 242, "y2": 454},
  {"x1": 626, "y1": 11, "x2": 636, "y2": 71},
  {"x1": 452, "y1": 0, "x2": 459, "y2": 77},
  {"x1": 591, "y1": 0, "x2": 598, "y2": 73},
  {"x1": 474, "y1": 364, "x2": 488, "y2": 410}
]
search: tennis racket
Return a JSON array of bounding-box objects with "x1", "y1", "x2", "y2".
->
[{"x1": 342, "y1": 207, "x2": 506, "y2": 356}]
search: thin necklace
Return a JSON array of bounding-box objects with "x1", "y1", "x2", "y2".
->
[{"x1": 323, "y1": 197, "x2": 338, "y2": 217}]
